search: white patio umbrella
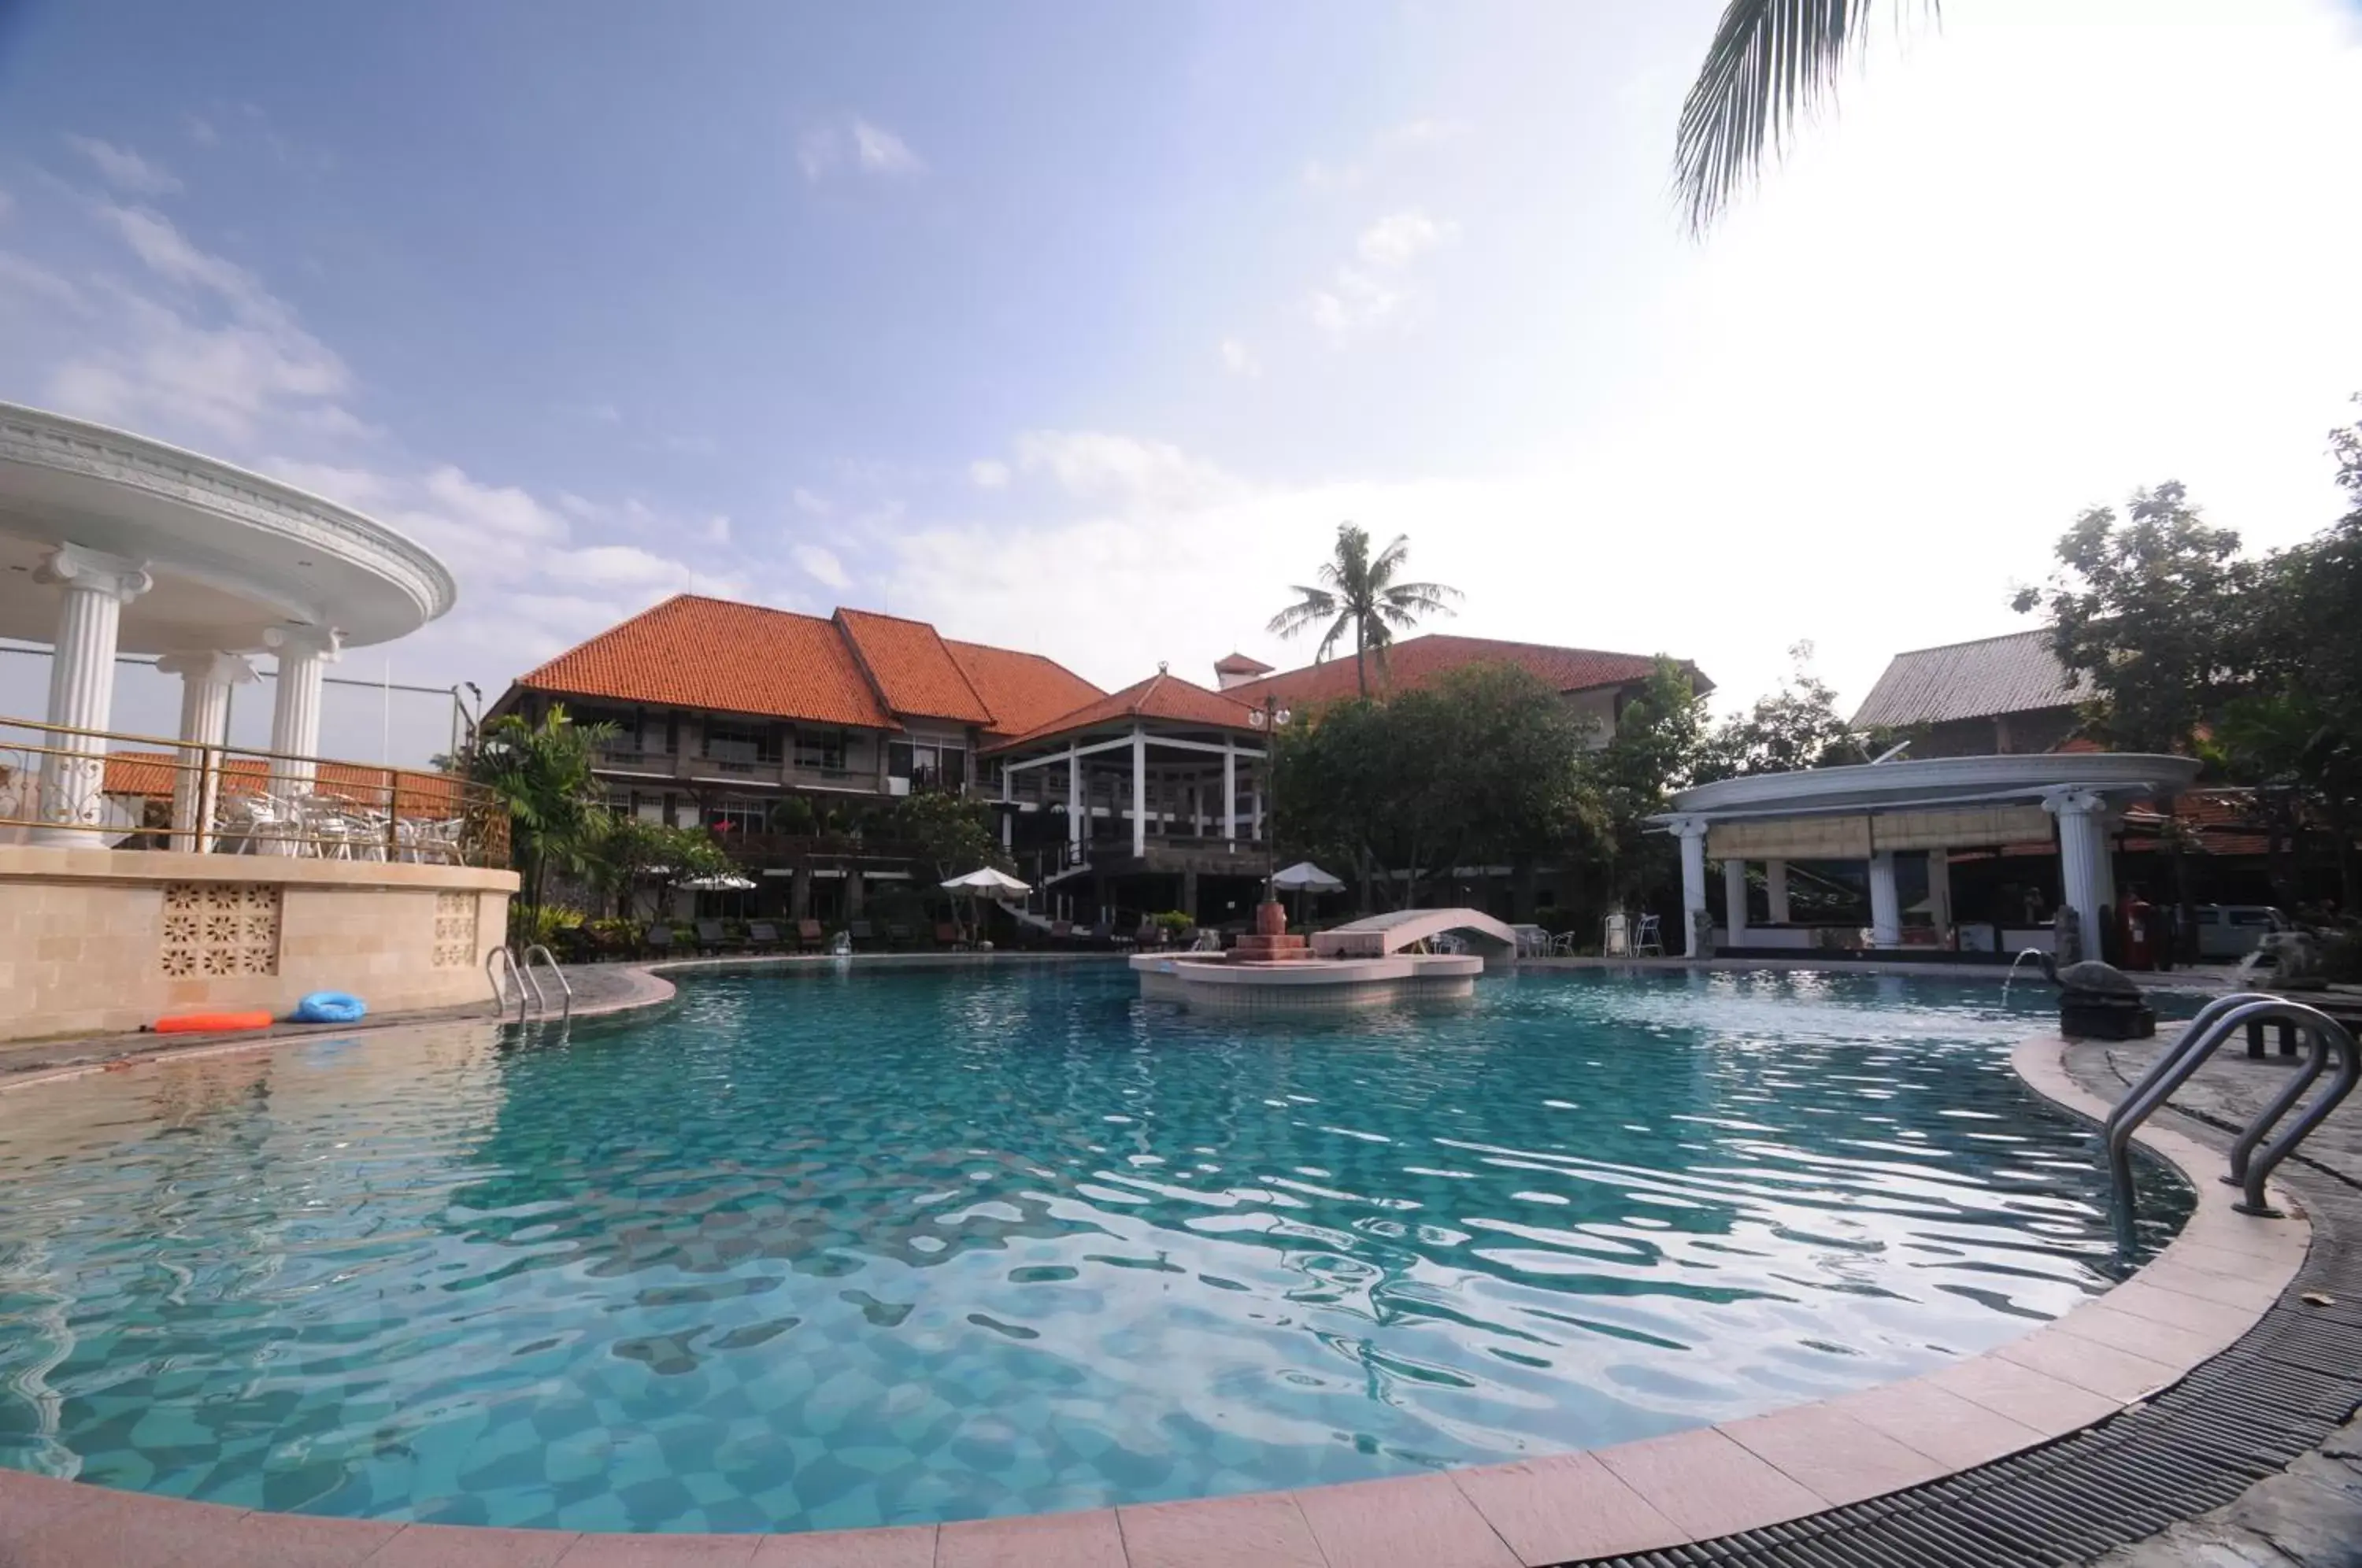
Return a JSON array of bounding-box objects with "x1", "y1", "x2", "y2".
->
[
  {"x1": 679, "y1": 872, "x2": 757, "y2": 891},
  {"x1": 940, "y1": 866, "x2": 1032, "y2": 944},
  {"x1": 1270, "y1": 860, "x2": 1345, "y2": 923}
]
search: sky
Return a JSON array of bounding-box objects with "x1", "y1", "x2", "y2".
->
[{"x1": 2, "y1": 0, "x2": 2360, "y2": 765}]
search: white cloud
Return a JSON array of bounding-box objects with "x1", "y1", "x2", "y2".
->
[
  {"x1": 1303, "y1": 117, "x2": 1470, "y2": 191},
  {"x1": 258, "y1": 457, "x2": 394, "y2": 509},
  {"x1": 0, "y1": 251, "x2": 84, "y2": 310},
  {"x1": 64, "y1": 136, "x2": 181, "y2": 197},
  {"x1": 1309, "y1": 268, "x2": 1406, "y2": 342},
  {"x1": 851, "y1": 119, "x2": 923, "y2": 176},
  {"x1": 661, "y1": 431, "x2": 718, "y2": 456},
  {"x1": 968, "y1": 458, "x2": 1011, "y2": 489},
  {"x1": 1357, "y1": 209, "x2": 1457, "y2": 268},
  {"x1": 1374, "y1": 118, "x2": 1468, "y2": 153},
  {"x1": 1012, "y1": 430, "x2": 1242, "y2": 511},
  {"x1": 1220, "y1": 338, "x2": 1261, "y2": 377},
  {"x1": 0, "y1": 188, "x2": 13, "y2": 223},
  {"x1": 798, "y1": 117, "x2": 923, "y2": 182},
  {"x1": 792, "y1": 543, "x2": 851, "y2": 590},
  {"x1": 183, "y1": 115, "x2": 220, "y2": 148},
  {"x1": 792, "y1": 486, "x2": 831, "y2": 516}
]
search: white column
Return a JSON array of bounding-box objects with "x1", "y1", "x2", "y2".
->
[
  {"x1": 265, "y1": 627, "x2": 342, "y2": 801},
  {"x1": 29, "y1": 544, "x2": 152, "y2": 845},
  {"x1": 1066, "y1": 747, "x2": 1083, "y2": 848},
  {"x1": 1131, "y1": 726, "x2": 1147, "y2": 858},
  {"x1": 1671, "y1": 815, "x2": 1709, "y2": 956},
  {"x1": 1723, "y1": 858, "x2": 1749, "y2": 944},
  {"x1": 157, "y1": 652, "x2": 255, "y2": 852},
  {"x1": 2045, "y1": 788, "x2": 2117, "y2": 961},
  {"x1": 1868, "y1": 851, "x2": 1903, "y2": 948},
  {"x1": 1925, "y1": 847, "x2": 1953, "y2": 945},
  {"x1": 1223, "y1": 741, "x2": 1237, "y2": 842},
  {"x1": 1250, "y1": 783, "x2": 1263, "y2": 841},
  {"x1": 1764, "y1": 858, "x2": 1790, "y2": 924}
]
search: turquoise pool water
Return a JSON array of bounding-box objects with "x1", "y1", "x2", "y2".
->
[{"x1": 0, "y1": 966, "x2": 2188, "y2": 1533}]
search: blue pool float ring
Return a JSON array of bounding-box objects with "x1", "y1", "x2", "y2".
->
[{"x1": 292, "y1": 991, "x2": 367, "y2": 1024}]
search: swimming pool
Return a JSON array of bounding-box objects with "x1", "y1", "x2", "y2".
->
[{"x1": 0, "y1": 965, "x2": 2188, "y2": 1533}]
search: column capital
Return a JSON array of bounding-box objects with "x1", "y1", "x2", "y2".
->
[
  {"x1": 34, "y1": 542, "x2": 152, "y2": 603},
  {"x1": 2042, "y1": 786, "x2": 2109, "y2": 818},
  {"x1": 157, "y1": 650, "x2": 258, "y2": 686},
  {"x1": 1662, "y1": 814, "x2": 1711, "y2": 840},
  {"x1": 264, "y1": 625, "x2": 344, "y2": 662}
]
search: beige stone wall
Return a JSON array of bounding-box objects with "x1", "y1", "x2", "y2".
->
[{"x1": 0, "y1": 846, "x2": 516, "y2": 1041}]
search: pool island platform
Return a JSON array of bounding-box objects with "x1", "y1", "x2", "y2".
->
[{"x1": 1131, "y1": 904, "x2": 1515, "y2": 1012}]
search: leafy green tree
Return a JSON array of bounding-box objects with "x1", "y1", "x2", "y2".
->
[
  {"x1": 1698, "y1": 642, "x2": 1875, "y2": 779},
  {"x1": 1268, "y1": 523, "x2": 1460, "y2": 697},
  {"x1": 2012, "y1": 482, "x2": 2263, "y2": 952},
  {"x1": 463, "y1": 704, "x2": 616, "y2": 936},
  {"x1": 1586, "y1": 657, "x2": 1713, "y2": 909},
  {"x1": 1675, "y1": 0, "x2": 1939, "y2": 234},
  {"x1": 888, "y1": 787, "x2": 1009, "y2": 937},
  {"x1": 586, "y1": 817, "x2": 735, "y2": 920},
  {"x1": 1272, "y1": 664, "x2": 1601, "y2": 912}
]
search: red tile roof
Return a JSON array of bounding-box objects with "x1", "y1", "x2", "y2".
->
[
  {"x1": 945, "y1": 640, "x2": 1105, "y2": 740},
  {"x1": 1213, "y1": 651, "x2": 1274, "y2": 675},
  {"x1": 102, "y1": 754, "x2": 469, "y2": 814},
  {"x1": 834, "y1": 609, "x2": 994, "y2": 726},
  {"x1": 990, "y1": 669, "x2": 1262, "y2": 753},
  {"x1": 516, "y1": 596, "x2": 893, "y2": 728},
  {"x1": 1224, "y1": 634, "x2": 1701, "y2": 708}
]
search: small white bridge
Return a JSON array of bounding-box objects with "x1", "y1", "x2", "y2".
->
[{"x1": 1310, "y1": 908, "x2": 1521, "y2": 968}]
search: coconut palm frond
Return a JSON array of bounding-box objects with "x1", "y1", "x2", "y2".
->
[
  {"x1": 1267, "y1": 586, "x2": 1338, "y2": 638},
  {"x1": 1673, "y1": 0, "x2": 1934, "y2": 235},
  {"x1": 1314, "y1": 608, "x2": 1354, "y2": 663}
]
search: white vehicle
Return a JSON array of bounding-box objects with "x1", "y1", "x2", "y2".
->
[{"x1": 2192, "y1": 904, "x2": 2294, "y2": 961}]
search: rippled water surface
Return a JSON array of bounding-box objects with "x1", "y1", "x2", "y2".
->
[{"x1": 0, "y1": 965, "x2": 2190, "y2": 1531}]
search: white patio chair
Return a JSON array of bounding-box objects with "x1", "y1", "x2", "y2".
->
[{"x1": 1632, "y1": 913, "x2": 1664, "y2": 956}]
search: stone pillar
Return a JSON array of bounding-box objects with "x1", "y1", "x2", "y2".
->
[
  {"x1": 1066, "y1": 749, "x2": 1083, "y2": 849},
  {"x1": 265, "y1": 627, "x2": 341, "y2": 801},
  {"x1": 1250, "y1": 784, "x2": 1263, "y2": 841},
  {"x1": 2045, "y1": 788, "x2": 2117, "y2": 958},
  {"x1": 1670, "y1": 816, "x2": 1709, "y2": 956},
  {"x1": 1131, "y1": 727, "x2": 1147, "y2": 859},
  {"x1": 1181, "y1": 867, "x2": 1199, "y2": 922},
  {"x1": 157, "y1": 652, "x2": 256, "y2": 852},
  {"x1": 1925, "y1": 848, "x2": 1953, "y2": 945},
  {"x1": 790, "y1": 866, "x2": 813, "y2": 921},
  {"x1": 1765, "y1": 859, "x2": 1790, "y2": 925},
  {"x1": 846, "y1": 869, "x2": 865, "y2": 918},
  {"x1": 30, "y1": 544, "x2": 152, "y2": 845},
  {"x1": 1868, "y1": 850, "x2": 1903, "y2": 948},
  {"x1": 1722, "y1": 857, "x2": 1749, "y2": 945}
]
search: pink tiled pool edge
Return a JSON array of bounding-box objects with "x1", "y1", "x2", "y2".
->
[{"x1": 0, "y1": 1032, "x2": 2312, "y2": 1567}]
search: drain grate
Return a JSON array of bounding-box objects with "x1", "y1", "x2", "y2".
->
[{"x1": 1572, "y1": 1173, "x2": 2362, "y2": 1567}]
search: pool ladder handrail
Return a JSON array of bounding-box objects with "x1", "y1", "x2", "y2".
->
[
  {"x1": 2104, "y1": 990, "x2": 2359, "y2": 1238},
  {"x1": 485, "y1": 945, "x2": 546, "y2": 1024},
  {"x1": 520, "y1": 943, "x2": 573, "y2": 1023}
]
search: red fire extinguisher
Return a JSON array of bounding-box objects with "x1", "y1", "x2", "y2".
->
[{"x1": 2120, "y1": 890, "x2": 2155, "y2": 971}]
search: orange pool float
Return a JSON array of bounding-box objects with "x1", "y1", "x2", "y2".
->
[{"x1": 150, "y1": 1011, "x2": 275, "y2": 1035}]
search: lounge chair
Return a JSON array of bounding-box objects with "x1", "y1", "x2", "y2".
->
[
  {"x1": 1050, "y1": 919, "x2": 1073, "y2": 945},
  {"x1": 695, "y1": 919, "x2": 739, "y2": 955},
  {"x1": 848, "y1": 919, "x2": 875, "y2": 949},
  {"x1": 747, "y1": 921, "x2": 782, "y2": 952},
  {"x1": 887, "y1": 921, "x2": 913, "y2": 949},
  {"x1": 935, "y1": 920, "x2": 968, "y2": 951},
  {"x1": 796, "y1": 919, "x2": 824, "y2": 951},
  {"x1": 645, "y1": 924, "x2": 676, "y2": 959}
]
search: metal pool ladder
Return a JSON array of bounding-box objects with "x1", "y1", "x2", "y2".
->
[
  {"x1": 2102, "y1": 990, "x2": 2359, "y2": 1244},
  {"x1": 487, "y1": 944, "x2": 574, "y2": 1024}
]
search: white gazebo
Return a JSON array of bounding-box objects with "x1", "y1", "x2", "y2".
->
[
  {"x1": 1651, "y1": 752, "x2": 2203, "y2": 959},
  {"x1": 0, "y1": 402, "x2": 454, "y2": 844}
]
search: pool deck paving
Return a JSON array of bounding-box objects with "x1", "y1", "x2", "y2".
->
[{"x1": 0, "y1": 969, "x2": 2349, "y2": 1566}]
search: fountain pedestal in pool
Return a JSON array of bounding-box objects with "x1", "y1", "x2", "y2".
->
[{"x1": 1131, "y1": 903, "x2": 1511, "y2": 1012}]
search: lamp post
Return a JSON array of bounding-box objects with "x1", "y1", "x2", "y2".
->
[{"x1": 1249, "y1": 695, "x2": 1291, "y2": 922}]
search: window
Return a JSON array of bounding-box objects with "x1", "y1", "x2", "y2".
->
[
  {"x1": 707, "y1": 797, "x2": 768, "y2": 835},
  {"x1": 704, "y1": 719, "x2": 778, "y2": 766},
  {"x1": 795, "y1": 727, "x2": 848, "y2": 772},
  {"x1": 890, "y1": 740, "x2": 968, "y2": 790}
]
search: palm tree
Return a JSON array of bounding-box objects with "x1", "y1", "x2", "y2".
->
[
  {"x1": 464, "y1": 703, "x2": 616, "y2": 937},
  {"x1": 1675, "y1": 0, "x2": 1938, "y2": 235},
  {"x1": 1267, "y1": 523, "x2": 1460, "y2": 697}
]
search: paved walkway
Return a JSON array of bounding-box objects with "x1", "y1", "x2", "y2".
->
[{"x1": 2067, "y1": 1029, "x2": 2362, "y2": 1568}]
